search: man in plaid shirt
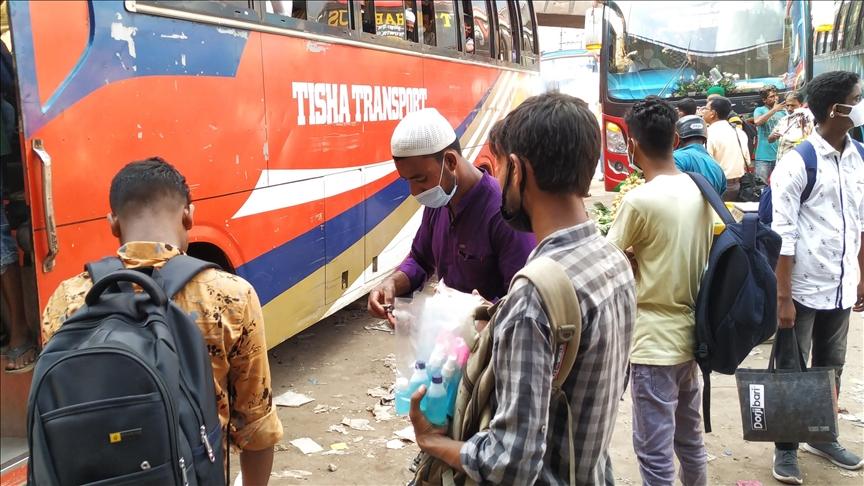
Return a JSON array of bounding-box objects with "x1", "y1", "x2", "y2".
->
[{"x1": 409, "y1": 93, "x2": 636, "y2": 484}]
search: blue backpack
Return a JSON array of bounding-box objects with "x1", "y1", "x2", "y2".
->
[
  {"x1": 758, "y1": 139, "x2": 864, "y2": 225},
  {"x1": 687, "y1": 172, "x2": 782, "y2": 433}
]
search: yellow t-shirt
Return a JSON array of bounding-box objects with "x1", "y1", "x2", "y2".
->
[{"x1": 607, "y1": 173, "x2": 714, "y2": 365}]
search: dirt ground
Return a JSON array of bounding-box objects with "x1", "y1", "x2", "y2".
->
[{"x1": 238, "y1": 180, "x2": 864, "y2": 486}]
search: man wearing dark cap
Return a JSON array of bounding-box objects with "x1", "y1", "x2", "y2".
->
[{"x1": 673, "y1": 115, "x2": 727, "y2": 195}]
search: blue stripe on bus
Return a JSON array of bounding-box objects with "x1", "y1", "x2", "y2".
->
[
  {"x1": 236, "y1": 177, "x2": 410, "y2": 305},
  {"x1": 11, "y1": 0, "x2": 247, "y2": 136}
]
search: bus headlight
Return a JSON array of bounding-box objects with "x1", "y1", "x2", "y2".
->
[{"x1": 605, "y1": 122, "x2": 627, "y2": 154}]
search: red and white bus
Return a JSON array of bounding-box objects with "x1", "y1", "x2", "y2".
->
[{"x1": 0, "y1": 0, "x2": 539, "y2": 481}]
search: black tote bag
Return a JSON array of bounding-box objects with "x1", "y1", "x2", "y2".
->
[{"x1": 734, "y1": 328, "x2": 838, "y2": 443}]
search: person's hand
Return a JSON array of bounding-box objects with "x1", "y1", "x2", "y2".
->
[
  {"x1": 368, "y1": 279, "x2": 397, "y2": 326},
  {"x1": 778, "y1": 296, "x2": 796, "y2": 328},
  {"x1": 854, "y1": 281, "x2": 864, "y2": 312},
  {"x1": 409, "y1": 385, "x2": 447, "y2": 450}
]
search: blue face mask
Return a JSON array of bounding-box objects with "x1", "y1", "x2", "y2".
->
[{"x1": 414, "y1": 160, "x2": 457, "y2": 208}]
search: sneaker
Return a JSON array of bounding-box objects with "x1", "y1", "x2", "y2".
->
[
  {"x1": 773, "y1": 449, "x2": 803, "y2": 485},
  {"x1": 803, "y1": 442, "x2": 864, "y2": 470}
]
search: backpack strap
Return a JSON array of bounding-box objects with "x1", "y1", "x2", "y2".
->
[
  {"x1": 85, "y1": 257, "x2": 124, "y2": 283},
  {"x1": 686, "y1": 172, "x2": 735, "y2": 225},
  {"x1": 510, "y1": 256, "x2": 581, "y2": 486},
  {"x1": 155, "y1": 255, "x2": 219, "y2": 299},
  {"x1": 793, "y1": 140, "x2": 818, "y2": 203}
]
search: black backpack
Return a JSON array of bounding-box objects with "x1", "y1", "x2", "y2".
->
[
  {"x1": 687, "y1": 173, "x2": 782, "y2": 433},
  {"x1": 27, "y1": 255, "x2": 226, "y2": 486}
]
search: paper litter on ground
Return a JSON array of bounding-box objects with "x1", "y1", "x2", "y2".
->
[
  {"x1": 386, "y1": 439, "x2": 407, "y2": 450},
  {"x1": 290, "y1": 437, "x2": 324, "y2": 455},
  {"x1": 328, "y1": 424, "x2": 350, "y2": 435},
  {"x1": 342, "y1": 417, "x2": 375, "y2": 431},
  {"x1": 330, "y1": 442, "x2": 349, "y2": 451},
  {"x1": 314, "y1": 404, "x2": 340, "y2": 414},
  {"x1": 274, "y1": 390, "x2": 315, "y2": 408},
  {"x1": 373, "y1": 404, "x2": 394, "y2": 422},
  {"x1": 394, "y1": 425, "x2": 416, "y2": 443},
  {"x1": 271, "y1": 469, "x2": 313, "y2": 479}
]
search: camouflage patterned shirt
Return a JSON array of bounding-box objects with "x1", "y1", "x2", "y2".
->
[{"x1": 41, "y1": 241, "x2": 284, "y2": 452}]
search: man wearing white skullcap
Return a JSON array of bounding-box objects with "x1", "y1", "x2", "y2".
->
[{"x1": 367, "y1": 108, "x2": 535, "y2": 324}]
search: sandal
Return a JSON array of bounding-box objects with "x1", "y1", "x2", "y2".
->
[{"x1": 4, "y1": 343, "x2": 37, "y2": 373}]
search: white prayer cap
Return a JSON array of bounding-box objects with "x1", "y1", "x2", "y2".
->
[{"x1": 391, "y1": 108, "x2": 457, "y2": 158}]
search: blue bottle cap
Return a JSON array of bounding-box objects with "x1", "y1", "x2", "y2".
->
[
  {"x1": 432, "y1": 375, "x2": 443, "y2": 384},
  {"x1": 415, "y1": 361, "x2": 426, "y2": 369}
]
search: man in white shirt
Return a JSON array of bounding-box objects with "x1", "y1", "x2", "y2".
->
[
  {"x1": 769, "y1": 70, "x2": 864, "y2": 484},
  {"x1": 704, "y1": 96, "x2": 750, "y2": 201}
]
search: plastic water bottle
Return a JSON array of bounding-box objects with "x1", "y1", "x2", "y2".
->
[
  {"x1": 394, "y1": 377, "x2": 410, "y2": 416},
  {"x1": 408, "y1": 361, "x2": 430, "y2": 397},
  {"x1": 441, "y1": 355, "x2": 460, "y2": 415},
  {"x1": 424, "y1": 375, "x2": 448, "y2": 426}
]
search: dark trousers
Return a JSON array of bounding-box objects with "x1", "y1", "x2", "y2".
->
[{"x1": 775, "y1": 301, "x2": 851, "y2": 451}]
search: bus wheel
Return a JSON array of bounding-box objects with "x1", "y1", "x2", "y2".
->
[{"x1": 187, "y1": 242, "x2": 235, "y2": 274}]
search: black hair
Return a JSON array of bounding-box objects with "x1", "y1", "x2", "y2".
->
[
  {"x1": 494, "y1": 92, "x2": 599, "y2": 196},
  {"x1": 392, "y1": 137, "x2": 462, "y2": 163},
  {"x1": 759, "y1": 85, "x2": 777, "y2": 101},
  {"x1": 676, "y1": 98, "x2": 698, "y2": 116},
  {"x1": 708, "y1": 96, "x2": 732, "y2": 120},
  {"x1": 805, "y1": 71, "x2": 861, "y2": 124},
  {"x1": 786, "y1": 91, "x2": 805, "y2": 103},
  {"x1": 624, "y1": 96, "x2": 678, "y2": 158},
  {"x1": 109, "y1": 157, "x2": 191, "y2": 216}
]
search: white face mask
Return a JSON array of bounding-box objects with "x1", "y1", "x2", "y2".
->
[
  {"x1": 414, "y1": 160, "x2": 457, "y2": 208},
  {"x1": 838, "y1": 100, "x2": 864, "y2": 127}
]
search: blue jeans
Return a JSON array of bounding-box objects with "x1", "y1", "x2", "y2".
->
[
  {"x1": 754, "y1": 159, "x2": 775, "y2": 183},
  {"x1": 631, "y1": 361, "x2": 707, "y2": 486},
  {"x1": 0, "y1": 205, "x2": 17, "y2": 272}
]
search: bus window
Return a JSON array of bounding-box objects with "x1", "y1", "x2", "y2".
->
[
  {"x1": 494, "y1": 0, "x2": 515, "y2": 62},
  {"x1": 833, "y1": 1, "x2": 849, "y2": 51},
  {"x1": 361, "y1": 0, "x2": 419, "y2": 43},
  {"x1": 462, "y1": 1, "x2": 491, "y2": 57},
  {"x1": 517, "y1": 0, "x2": 537, "y2": 64},
  {"x1": 425, "y1": 0, "x2": 459, "y2": 50},
  {"x1": 265, "y1": 1, "x2": 349, "y2": 28},
  {"x1": 845, "y1": 0, "x2": 862, "y2": 47},
  {"x1": 141, "y1": 0, "x2": 255, "y2": 17},
  {"x1": 420, "y1": 0, "x2": 436, "y2": 46}
]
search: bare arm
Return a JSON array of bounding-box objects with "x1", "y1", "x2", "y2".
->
[
  {"x1": 754, "y1": 104, "x2": 784, "y2": 126},
  {"x1": 776, "y1": 255, "x2": 796, "y2": 328},
  {"x1": 768, "y1": 132, "x2": 782, "y2": 143},
  {"x1": 240, "y1": 447, "x2": 274, "y2": 486}
]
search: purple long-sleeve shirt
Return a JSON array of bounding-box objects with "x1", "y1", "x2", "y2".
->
[{"x1": 397, "y1": 172, "x2": 536, "y2": 301}]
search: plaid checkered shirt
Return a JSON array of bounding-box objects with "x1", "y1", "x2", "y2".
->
[{"x1": 460, "y1": 220, "x2": 636, "y2": 485}]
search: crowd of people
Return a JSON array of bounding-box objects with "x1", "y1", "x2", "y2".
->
[{"x1": 5, "y1": 69, "x2": 863, "y2": 485}]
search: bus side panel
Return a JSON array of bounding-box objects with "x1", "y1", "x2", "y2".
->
[{"x1": 9, "y1": 0, "x2": 269, "y2": 310}]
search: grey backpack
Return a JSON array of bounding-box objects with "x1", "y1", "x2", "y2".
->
[{"x1": 27, "y1": 255, "x2": 225, "y2": 486}]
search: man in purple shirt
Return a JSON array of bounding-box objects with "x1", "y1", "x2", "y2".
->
[{"x1": 368, "y1": 108, "x2": 535, "y2": 323}]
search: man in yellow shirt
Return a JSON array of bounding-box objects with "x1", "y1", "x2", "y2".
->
[
  {"x1": 608, "y1": 98, "x2": 714, "y2": 486},
  {"x1": 41, "y1": 158, "x2": 283, "y2": 485}
]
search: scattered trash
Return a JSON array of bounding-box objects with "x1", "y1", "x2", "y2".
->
[
  {"x1": 839, "y1": 413, "x2": 864, "y2": 427},
  {"x1": 386, "y1": 439, "x2": 407, "y2": 450},
  {"x1": 395, "y1": 426, "x2": 416, "y2": 443},
  {"x1": 314, "y1": 404, "x2": 340, "y2": 414},
  {"x1": 723, "y1": 448, "x2": 733, "y2": 457},
  {"x1": 322, "y1": 450, "x2": 348, "y2": 456},
  {"x1": 706, "y1": 453, "x2": 718, "y2": 462},
  {"x1": 328, "y1": 424, "x2": 350, "y2": 435},
  {"x1": 735, "y1": 481, "x2": 762, "y2": 486},
  {"x1": 328, "y1": 463, "x2": 339, "y2": 473},
  {"x1": 330, "y1": 442, "x2": 349, "y2": 451},
  {"x1": 271, "y1": 469, "x2": 313, "y2": 479},
  {"x1": 308, "y1": 377, "x2": 325, "y2": 385},
  {"x1": 365, "y1": 322, "x2": 394, "y2": 333},
  {"x1": 353, "y1": 437, "x2": 365, "y2": 443},
  {"x1": 373, "y1": 404, "x2": 394, "y2": 422},
  {"x1": 368, "y1": 386, "x2": 394, "y2": 401},
  {"x1": 342, "y1": 417, "x2": 375, "y2": 431},
  {"x1": 290, "y1": 438, "x2": 324, "y2": 455},
  {"x1": 274, "y1": 443, "x2": 291, "y2": 452},
  {"x1": 274, "y1": 390, "x2": 315, "y2": 408}
]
